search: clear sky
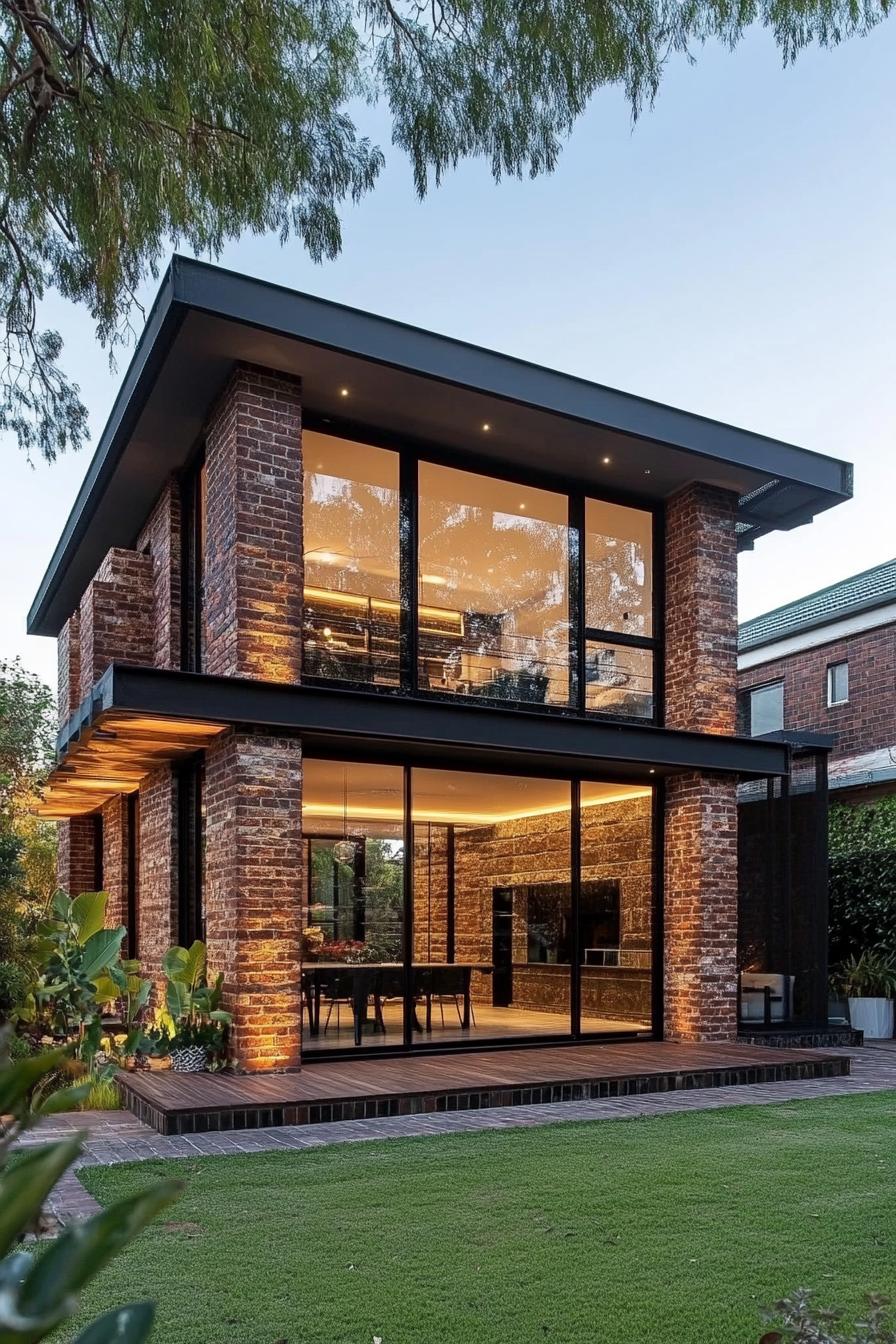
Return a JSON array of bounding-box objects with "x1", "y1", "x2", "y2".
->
[{"x1": 3, "y1": 22, "x2": 894, "y2": 690}]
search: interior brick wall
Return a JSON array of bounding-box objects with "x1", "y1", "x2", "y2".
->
[
  {"x1": 413, "y1": 796, "x2": 653, "y2": 1026},
  {"x1": 738, "y1": 623, "x2": 896, "y2": 764},
  {"x1": 135, "y1": 480, "x2": 182, "y2": 671},
  {"x1": 57, "y1": 816, "x2": 97, "y2": 895},
  {"x1": 78, "y1": 548, "x2": 155, "y2": 701},
  {"x1": 137, "y1": 767, "x2": 178, "y2": 985},
  {"x1": 204, "y1": 729, "x2": 303, "y2": 1070},
  {"x1": 57, "y1": 612, "x2": 81, "y2": 723},
  {"x1": 664, "y1": 483, "x2": 740, "y2": 1042},
  {"x1": 203, "y1": 364, "x2": 303, "y2": 683},
  {"x1": 101, "y1": 796, "x2": 129, "y2": 926}
]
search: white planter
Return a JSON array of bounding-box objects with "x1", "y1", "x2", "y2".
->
[{"x1": 848, "y1": 996, "x2": 894, "y2": 1040}]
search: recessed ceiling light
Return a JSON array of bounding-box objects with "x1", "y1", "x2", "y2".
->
[
  {"x1": 519, "y1": 503, "x2": 527, "y2": 510},
  {"x1": 602, "y1": 456, "x2": 611, "y2": 465},
  {"x1": 644, "y1": 468, "x2": 651, "y2": 475},
  {"x1": 482, "y1": 422, "x2": 491, "y2": 432},
  {"x1": 339, "y1": 387, "x2": 349, "y2": 397},
  {"x1": 649, "y1": 768, "x2": 656, "y2": 775}
]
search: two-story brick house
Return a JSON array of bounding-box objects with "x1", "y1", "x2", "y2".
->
[
  {"x1": 738, "y1": 559, "x2": 896, "y2": 800},
  {"x1": 28, "y1": 257, "x2": 853, "y2": 1076}
]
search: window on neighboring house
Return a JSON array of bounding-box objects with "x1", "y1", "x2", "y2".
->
[
  {"x1": 827, "y1": 661, "x2": 849, "y2": 707},
  {"x1": 743, "y1": 680, "x2": 784, "y2": 736}
]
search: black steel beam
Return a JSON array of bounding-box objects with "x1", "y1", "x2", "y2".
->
[{"x1": 75, "y1": 663, "x2": 790, "y2": 779}]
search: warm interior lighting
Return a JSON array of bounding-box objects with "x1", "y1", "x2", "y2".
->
[
  {"x1": 602, "y1": 456, "x2": 611, "y2": 465},
  {"x1": 482, "y1": 423, "x2": 491, "y2": 431},
  {"x1": 339, "y1": 387, "x2": 349, "y2": 397},
  {"x1": 303, "y1": 585, "x2": 464, "y2": 632},
  {"x1": 303, "y1": 787, "x2": 652, "y2": 829}
]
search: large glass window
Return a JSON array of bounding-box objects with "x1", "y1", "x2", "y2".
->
[
  {"x1": 303, "y1": 432, "x2": 401, "y2": 686},
  {"x1": 301, "y1": 760, "x2": 405, "y2": 1051},
  {"x1": 417, "y1": 463, "x2": 572, "y2": 706},
  {"x1": 584, "y1": 499, "x2": 655, "y2": 719},
  {"x1": 301, "y1": 432, "x2": 659, "y2": 721},
  {"x1": 301, "y1": 757, "x2": 656, "y2": 1052}
]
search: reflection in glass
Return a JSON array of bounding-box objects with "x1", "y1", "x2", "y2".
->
[
  {"x1": 301, "y1": 760, "x2": 405, "y2": 1050},
  {"x1": 302, "y1": 432, "x2": 401, "y2": 685},
  {"x1": 584, "y1": 641, "x2": 654, "y2": 719},
  {"x1": 584, "y1": 499, "x2": 653, "y2": 636},
  {"x1": 580, "y1": 781, "x2": 653, "y2": 1034},
  {"x1": 417, "y1": 464, "x2": 572, "y2": 706}
]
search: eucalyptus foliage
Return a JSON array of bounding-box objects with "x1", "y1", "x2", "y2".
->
[
  {"x1": 2, "y1": 0, "x2": 891, "y2": 460},
  {"x1": 0, "y1": 1029, "x2": 180, "y2": 1343}
]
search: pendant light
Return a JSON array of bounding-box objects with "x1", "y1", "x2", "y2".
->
[{"x1": 333, "y1": 767, "x2": 355, "y2": 865}]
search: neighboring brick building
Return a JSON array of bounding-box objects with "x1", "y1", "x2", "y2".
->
[
  {"x1": 28, "y1": 257, "x2": 853, "y2": 1072},
  {"x1": 738, "y1": 559, "x2": 896, "y2": 800}
]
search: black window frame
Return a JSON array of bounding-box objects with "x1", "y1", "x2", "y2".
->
[
  {"x1": 742, "y1": 679, "x2": 785, "y2": 737},
  {"x1": 176, "y1": 754, "x2": 205, "y2": 947},
  {"x1": 301, "y1": 416, "x2": 665, "y2": 726}
]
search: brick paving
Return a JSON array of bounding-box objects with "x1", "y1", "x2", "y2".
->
[{"x1": 24, "y1": 1042, "x2": 896, "y2": 1224}]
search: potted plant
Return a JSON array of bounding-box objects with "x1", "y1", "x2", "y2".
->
[
  {"x1": 834, "y1": 949, "x2": 896, "y2": 1039},
  {"x1": 162, "y1": 940, "x2": 232, "y2": 1072}
]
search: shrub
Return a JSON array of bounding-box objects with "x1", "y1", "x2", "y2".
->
[{"x1": 829, "y1": 797, "x2": 896, "y2": 965}]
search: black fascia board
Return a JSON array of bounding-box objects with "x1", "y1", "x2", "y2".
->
[
  {"x1": 73, "y1": 663, "x2": 791, "y2": 779},
  {"x1": 29, "y1": 255, "x2": 852, "y2": 637}
]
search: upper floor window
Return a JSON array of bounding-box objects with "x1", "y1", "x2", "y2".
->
[
  {"x1": 827, "y1": 661, "x2": 849, "y2": 707},
  {"x1": 302, "y1": 429, "x2": 657, "y2": 720},
  {"x1": 584, "y1": 500, "x2": 654, "y2": 720},
  {"x1": 303, "y1": 432, "x2": 400, "y2": 686},
  {"x1": 742, "y1": 680, "x2": 784, "y2": 736},
  {"x1": 417, "y1": 463, "x2": 571, "y2": 706}
]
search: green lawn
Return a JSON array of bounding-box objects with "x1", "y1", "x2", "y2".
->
[{"x1": 73, "y1": 1092, "x2": 896, "y2": 1344}]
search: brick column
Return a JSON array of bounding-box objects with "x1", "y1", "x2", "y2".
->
[
  {"x1": 100, "y1": 797, "x2": 129, "y2": 926},
  {"x1": 57, "y1": 816, "x2": 98, "y2": 895},
  {"x1": 58, "y1": 612, "x2": 81, "y2": 722},
  {"x1": 79, "y1": 548, "x2": 155, "y2": 700},
  {"x1": 137, "y1": 768, "x2": 178, "y2": 985},
  {"x1": 136, "y1": 481, "x2": 182, "y2": 670},
  {"x1": 204, "y1": 729, "x2": 303, "y2": 1071},
  {"x1": 663, "y1": 484, "x2": 740, "y2": 1043},
  {"x1": 204, "y1": 364, "x2": 303, "y2": 683}
]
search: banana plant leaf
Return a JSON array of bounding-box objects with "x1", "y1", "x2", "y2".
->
[
  {"x1": 71, "y1": 1302, "x2": 155, "y2": 1344},
  {"x1": 0, "y1": 1139, "x2": 83, "y2": 1259},
  {"x1": 18, "y1": 1180, "x2": 183, "y2": 1312},
  {"x1": 50, "y1": 890, "x2": 72, "y2": 921},
  {"x1": 70, "y1": 893, "x2": 108, "y2": 945},
  {"x1": 80, "y1": 930, "x2": 126, "y2": 985},
  {"x1": 0, "y1": 1048, "x2": 70, "y2": 1116}
]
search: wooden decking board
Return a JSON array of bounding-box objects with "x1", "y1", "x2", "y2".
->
[{"x1": 119, "y1": 1041, "x2": 848, "y2": 1134}]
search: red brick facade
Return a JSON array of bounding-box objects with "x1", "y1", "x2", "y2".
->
[
  {"x1": 137, "y1": 767, "x2": 178, "y2": 985},
  {"x1": 57, "y1": 815, "x2": 97, "y2": 896},
  {"x1": 204, "y1": 364, "x2": 303, "y2": 684},
  {"x1": 663, "y1": 484, "x2": 740, "y2": 1043},
  {"x1": 57, "y1": 612, "x2": 81, "y2": 723},
  {"x1": 100, "y1": 796, "x2": 129, "y2": 926},
  {"x1": 136, "y1": 482, "x2": 182, "y2": 671},
  {"x1": 738, "y1": 623, "x2": 896, "y2": 764},
  {"x1": 78, "y1": 548, "x2": 155, "y2": 701},
  {"x1": 204, "y1": 729, "x2": 303, "y2": 1070}
]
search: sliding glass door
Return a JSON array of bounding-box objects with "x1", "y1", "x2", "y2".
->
[{"x1": 301, "y1": 757, "x2": 656, "y2": 1053}]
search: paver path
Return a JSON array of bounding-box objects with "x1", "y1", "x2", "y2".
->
[{"x1": 25, "y1": 1041, "x2": 896, "y2": 1224}]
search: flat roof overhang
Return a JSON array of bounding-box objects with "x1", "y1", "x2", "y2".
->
[
  {"x1": 38, "y1": 664, "x2": 792, "y2": 818},
  {"x1": 28, "y1": 256, "x2": 853, "y2": 637}
]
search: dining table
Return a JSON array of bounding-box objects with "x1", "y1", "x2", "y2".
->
[{"x1": 302, "y1": 961, "x2": 492, "y2": 1046}]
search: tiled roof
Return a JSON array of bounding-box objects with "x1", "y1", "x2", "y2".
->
[{"x1": 738, "y1": 557, "x2": 896, "y2": 651}]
